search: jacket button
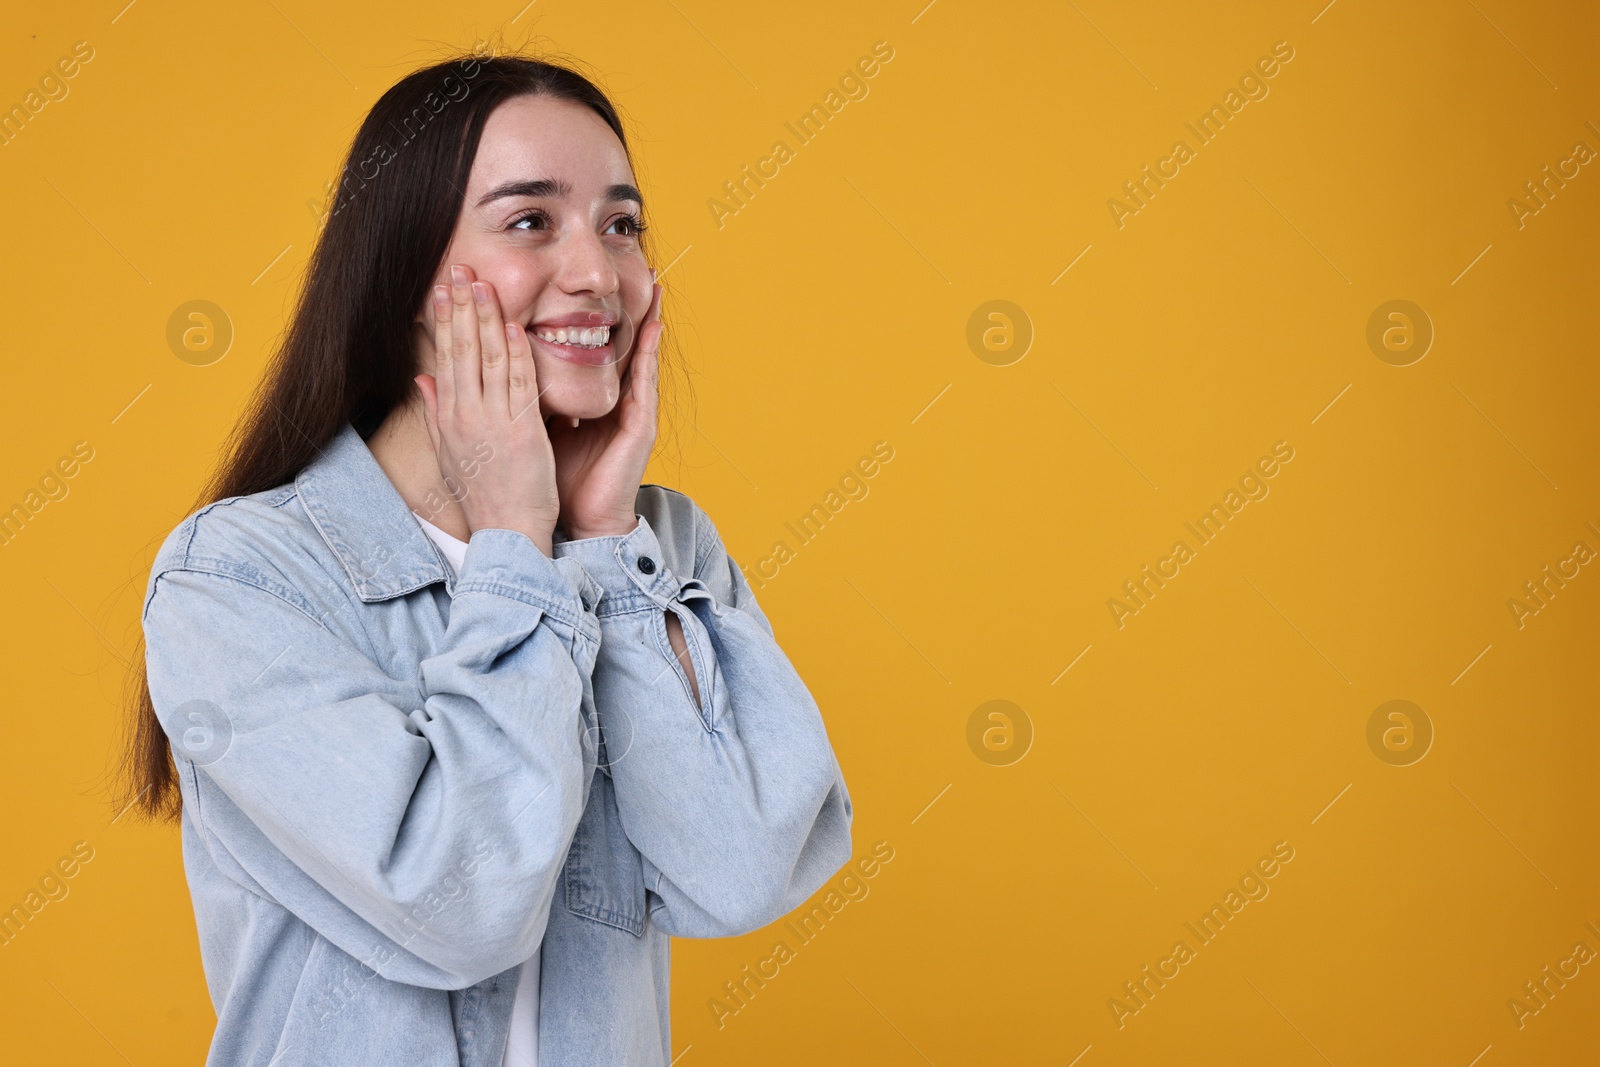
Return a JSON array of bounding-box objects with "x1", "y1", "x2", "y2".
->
[{"x1": 637, "y1": 557, "x2": 656, "y2": 574}]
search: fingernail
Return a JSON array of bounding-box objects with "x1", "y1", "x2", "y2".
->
[
  {"x1": 472, "y1": 281, "x2": 488, "y2": 304},
  {"x1": 450, "y1": 265, "x2": 468, "y2": 286}
]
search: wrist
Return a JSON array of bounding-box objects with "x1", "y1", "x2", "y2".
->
[{"x1": 564, "y1": 515, "x2": 639, "y2": 541}]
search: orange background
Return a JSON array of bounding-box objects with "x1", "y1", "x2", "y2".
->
[{"x1": 2, "y1": 1, "x2": 1596, "y2": 1063}]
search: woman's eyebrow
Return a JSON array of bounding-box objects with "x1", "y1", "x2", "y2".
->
[{"x1": 476, "y1": 178, "x2": 643, "y2": 208}]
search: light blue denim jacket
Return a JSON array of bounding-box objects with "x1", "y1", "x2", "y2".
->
[{"x1": 141, "y1": 420, "x2": 853, "y2": 1066}]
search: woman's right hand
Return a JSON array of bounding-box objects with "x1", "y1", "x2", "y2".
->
[{"x1": 415, "y1": 263, "x2": 561, "y2": 556}]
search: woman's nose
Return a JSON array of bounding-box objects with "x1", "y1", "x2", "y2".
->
[{"x1": 551, "y1": 227, "x2": 618, "y2": 296}]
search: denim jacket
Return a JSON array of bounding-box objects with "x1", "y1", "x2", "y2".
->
[{"x1": 140, "y1": 420, "x2": 853, "y2": 1066}]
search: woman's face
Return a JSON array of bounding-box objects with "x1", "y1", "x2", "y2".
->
[{"x1": 415, "y1": 93, "x2": 653, "y2": 422}]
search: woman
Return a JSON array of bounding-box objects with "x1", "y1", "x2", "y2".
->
[{"x1": 119, "y1": 50, "x2": 853, "y2": 1066}]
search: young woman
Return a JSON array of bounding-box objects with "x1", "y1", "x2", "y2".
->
[{"x1": 119, "y1": 51, "x2": 853, "y2": 1066}]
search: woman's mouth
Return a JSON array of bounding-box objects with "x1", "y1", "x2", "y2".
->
[{"x1": 530, "y1": 324, "x2": 618, "y2": 367}]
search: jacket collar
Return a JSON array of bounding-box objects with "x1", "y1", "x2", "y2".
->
[{"x1": 295, "y1": 421, "x2": 453, "y2": 602}]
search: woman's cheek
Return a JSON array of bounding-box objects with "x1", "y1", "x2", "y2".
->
[{"x1": 493, "y1": 260, "x2": 549, "y2": 308}]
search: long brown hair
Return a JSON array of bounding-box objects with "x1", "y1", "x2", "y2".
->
[{"x1": 115, "y1": 47, "x2": 690, "y2": 823}]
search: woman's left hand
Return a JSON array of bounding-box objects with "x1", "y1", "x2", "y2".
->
[{"x1": 549, "y1": 280, "x2": 663, "y2": 540}]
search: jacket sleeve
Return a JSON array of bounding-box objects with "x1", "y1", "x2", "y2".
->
[
  {"x1": 142, "y1": 527, "x2": 603, "y2": 990},
  {"x1": 552, "y1": 503, "x2": 853, "y2": 937}
]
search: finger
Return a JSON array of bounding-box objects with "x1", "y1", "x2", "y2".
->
[
  {"x1": 636, "y1": 284, "x2": 663, "y2": 382},
  {"x1": 645, "y1": 280, "x2": 662, "y2": 325},
  {"x1": 630, "y1": 319, "x2": 663, "y2": 427},
  {"x1": 430, "y1": 284, "x2": 455, "y2": 418},
  {"x1": 506, "y1": 320, "x2": 541, "y2": 424},
  {"x1": 616, "y1": 281, "x2": 661, "y2": 396},
  {"x1": 617, "y1": 279, "x2": 656, "y2": 375},
  {"x1": 639, "y1": 320, "x2": 662, "y2": 391},
  {"x1": 449, "y1": 263, "x2": 481, "y2": 413},
  {"x1": 473, "y1": 280, "x2": 511, "y2": 425}
]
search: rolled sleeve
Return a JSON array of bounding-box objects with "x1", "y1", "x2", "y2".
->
[
  {"x1": 461, "y1": 527, "x2": 603, "y2": 645},
  {"x1": 552, "y1": 516, "x2": 677, "y2": 618}
]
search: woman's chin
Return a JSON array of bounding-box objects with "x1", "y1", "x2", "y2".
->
[{"x1": 539, "y1": 380, "x2": 621, "y2": 423}]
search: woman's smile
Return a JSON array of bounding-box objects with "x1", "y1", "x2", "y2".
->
[{"x1": 529, "y1": 309, "x2": 621, "y2": 365}]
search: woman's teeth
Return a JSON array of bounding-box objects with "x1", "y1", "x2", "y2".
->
[{"x1": 533, "y1": 326, "x2": 610, "y2": 348}]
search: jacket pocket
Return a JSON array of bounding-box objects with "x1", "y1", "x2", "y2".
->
[{"x1": 561, "y1": 765, "x2": 646, "y2": 937}]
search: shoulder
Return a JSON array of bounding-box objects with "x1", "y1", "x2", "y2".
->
[{"x1": 145, "y1": 484, "x2": 333, "y2": 620}]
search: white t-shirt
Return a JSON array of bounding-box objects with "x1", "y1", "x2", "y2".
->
[{"x1": 414, "y1": 513, "x2": 540, "y2": 1067}]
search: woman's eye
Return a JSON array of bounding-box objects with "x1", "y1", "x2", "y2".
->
[
  {"x1": 606, "y1": 215, "x2": 644, "y2": 237},
  {"x1": 511, "y1": 211, "x2": 549, "y2": 232}
]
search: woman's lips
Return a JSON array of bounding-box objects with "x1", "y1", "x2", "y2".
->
[
  {"x1": 527, "y1": 317, "x2": 621, "y2": 367},
  {"x1": 529, "y1": 330, "x2": 620, "y2": 367}
]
